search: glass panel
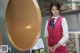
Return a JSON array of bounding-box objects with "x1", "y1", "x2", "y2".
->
[{"x1": 64, "y1": 15, "x2": 78, "y2": 30}]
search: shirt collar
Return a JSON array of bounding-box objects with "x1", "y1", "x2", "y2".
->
[{"x1": 52, "y1": 15, "x2": 60, "y2": 20}]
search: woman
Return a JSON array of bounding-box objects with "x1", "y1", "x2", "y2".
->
[{"x1": 44, "y1": 2, "x2": 69, "y2": 53}]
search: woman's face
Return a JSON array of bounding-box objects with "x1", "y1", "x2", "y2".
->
[{"x1": 51, "y1": 6, "x2": 60, "y2": 17}]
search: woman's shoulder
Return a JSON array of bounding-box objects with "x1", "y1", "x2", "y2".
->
[
  {"x1": 45, "y1": 17, "x2": 51, "y2": 24},
  {"x1": 60, "y1": 16, "x2": 66, "y2": 20},
  {"x1": 60, "y1": 16, "x2": 67, "y2": 22},
  {"x1": 47, "y1": 17, "x2": 52, "y2": 21}
]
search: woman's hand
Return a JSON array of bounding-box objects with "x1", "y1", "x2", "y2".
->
[
  {"x1": 52, "y1": 45, "x2": 57, "y2": 52},
  {"x1": 52, "y1": 43, "x2": 61, "y2": 52},
  {"x1": 48, "y1": 46, "x2": 53, "y2": 52}
]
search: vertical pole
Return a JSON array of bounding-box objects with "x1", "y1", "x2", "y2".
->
[
  {"x1": 72, "y1": 0, "x2": 76, "y2": 10},
  {"x1": 75, "y1": 33, "x2": 80, "y2": 53}
]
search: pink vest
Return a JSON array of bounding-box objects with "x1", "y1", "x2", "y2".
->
[{"x1": 47, "y1": 16, "x2": 63, "y2": 47}]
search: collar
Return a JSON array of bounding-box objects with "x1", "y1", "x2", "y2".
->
[{"x1": 52, "y1": 15, "x2": 60, "y2": 20}]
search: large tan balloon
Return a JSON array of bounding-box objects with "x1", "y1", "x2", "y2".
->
[{"x1": 5, "y1": 0, "x2": 42, "y2": 51}]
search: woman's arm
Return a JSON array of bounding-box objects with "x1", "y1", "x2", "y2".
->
[
  {"x1": 44, "y1": 20, "x2": 53, "y2": 52},
  {"x1": 58, "y1": 18, "x2": 69, "y2": 45},
  {"x1": 45, "y1": 37, "x2": 53, "y2": 52},
  {"x1": 44, "y1": 20, "x2": 49, "y2": 48}
]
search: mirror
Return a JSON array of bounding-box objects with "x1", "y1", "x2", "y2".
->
[{"x1": 5, "y1": 0, "x2": 41, "y2": 51}]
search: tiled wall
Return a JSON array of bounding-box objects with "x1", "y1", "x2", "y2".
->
[
  {"x1": 67, "y1": 33, "x2": 76, "y2": 53},
  {"x1": 67, "y1": 32, "x2": 80, "y2": 53}
]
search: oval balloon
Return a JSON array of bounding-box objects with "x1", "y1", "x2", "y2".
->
[{"x1": 5, "y1": 0, "x2": 42, "y2": 51}]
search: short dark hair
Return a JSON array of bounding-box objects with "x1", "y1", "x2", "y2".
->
[{"x1": 50, "y1": 2, "x2": 61, "y2": 15}]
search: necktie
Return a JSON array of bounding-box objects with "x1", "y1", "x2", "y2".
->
[{"x1": 49, "y1": 18, "x2": 55, "y2": 29}]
